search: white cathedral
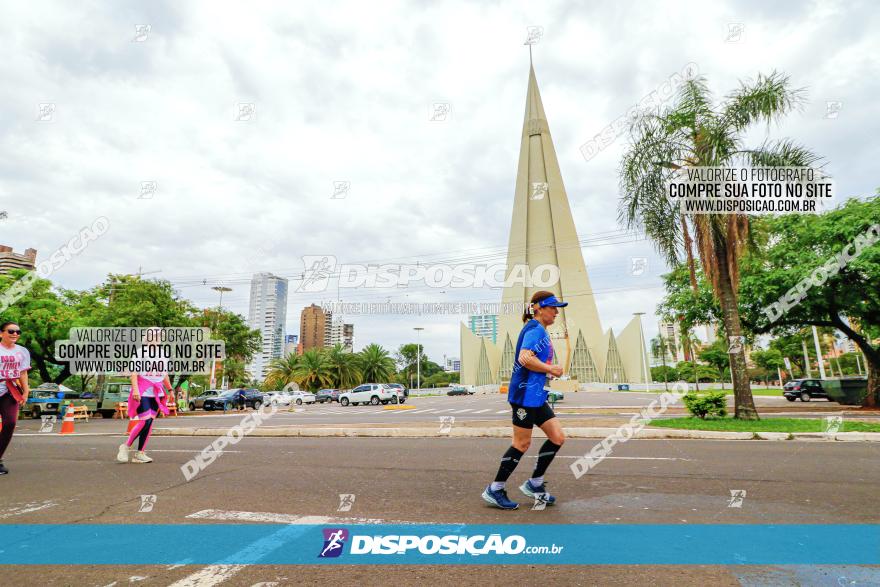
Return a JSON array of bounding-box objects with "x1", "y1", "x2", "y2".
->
[{"x1": 460, "y1": 63, "x2": 650, "y2": 388}]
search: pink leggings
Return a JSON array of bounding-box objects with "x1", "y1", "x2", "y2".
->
[{"x1": 126, "y1": 397, "x2": 158, "y2": 450}]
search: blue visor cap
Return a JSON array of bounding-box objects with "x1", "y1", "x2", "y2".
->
[{"x1": 538, "y1": 295, "x2": 568, "y2": 308}]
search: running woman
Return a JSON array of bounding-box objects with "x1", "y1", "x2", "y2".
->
[
  {"x1": 117, "y1": 329, "x2": 172, "y2": 464},
  {"x1": 0, "y1": 322, "x2": 31, "y2": 475},
  {"x1": 482, "y1": 291, "x2": 567, "y2": 509}
]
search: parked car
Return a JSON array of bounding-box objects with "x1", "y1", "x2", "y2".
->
[
  {"x1": 22, "y1": 389, "x2": 65, "y2": 419},
  {"x1": 289, "y1": 391, "x2": 316, "y2": 405},
  {"x1": 264, "y1": 391, "x2": 287, "y2": 406},
  {"x1": 189, "y1": 389, "x2": 223, "y2": 411},
  {"x1": 548, "y1": 389, "x2": 565, "y2": 403},
  {"x1": 339, "y1": 383, "x2": 400, "y2": 406},
  {"x1": 783, "y1": 379, "x2": 830, "y2": 402},
  {"x1": 203, "y1": 389, "x2": 265, "y2": 411},
  {"x1": 315, "y1": 389, "x2": 340, "y2": 403},
  {"x1": 386, "y1": 383, "x2": 408, "y2": 399},
  {"x1": 447, "y1": 385, "x2": 473, "y2": 396}
]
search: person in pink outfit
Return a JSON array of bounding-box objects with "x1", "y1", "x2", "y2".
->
[{"x1": 117, "y1": 329, "x2": 172, "y2": 464}]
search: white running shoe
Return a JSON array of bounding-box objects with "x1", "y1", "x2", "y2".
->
[
  {"x1": 116, "y1": 443, "x2": 130, "y2": 463},
  {"x1": 131, "y1": 451, "x2": 153, "y2": 463}
]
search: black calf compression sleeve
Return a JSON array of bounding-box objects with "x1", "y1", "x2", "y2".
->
[
  {"x1": 493, "y1": 446, "x2": 525, "y2": 483},
  {"x1": 532, "y1": 439, "x2": 562, "y2": 478}
]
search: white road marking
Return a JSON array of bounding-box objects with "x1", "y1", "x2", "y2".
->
[
  {"x1": 472, "y1": 409, "x2": 491, "y2": 414},
  {"x1": 523, "y1": 455, "x2": 693, "y2": 461},
  {"x1": 167, "y1": 564, "x2": 246, "y2": 587},
  {"x1": 450, "y1": 409, "x2": 472, "y2": 414},
  {"x1": 147, "y1": 449, "x2": 242, "y2": 453},
  {"x1": 186, "y1": 509, "x2": 406, "y2": 525},
  {"x1": 0, "y1": 500, "x2": 58, "y2": 519},
  {"x1": 495, "y1": 410, "x2": 508, "y2": 414}
]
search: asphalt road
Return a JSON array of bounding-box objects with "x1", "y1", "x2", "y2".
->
[
  {"x1": 2, "y1": 433, "x2": 879, "y2": 585},
  {"x1": 14, "y1": 391, "x2": 855, "y2": 433}
]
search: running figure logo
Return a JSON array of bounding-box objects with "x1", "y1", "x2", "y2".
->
[
  {"x1": 298, "y1": 255, "x2": 337, "y2": 293},
  {"x1": 337, "y1": 494, "x2": 356, "y2": 512},
  {"x1": 318, "y1": 528, "x2": 349, "y2": 558},
  {"x1": 39, "y1": 415, "x2": 56, "y2": 433},
  {"x1": 727, "y1": 489, "x2": 746, "y2": 508},
  {"x1": 439, "y1": 416, "x2": 455, "y2": 434},
  {"x1": 138, "y1": 495, "x2": 157, "y2": 513}
]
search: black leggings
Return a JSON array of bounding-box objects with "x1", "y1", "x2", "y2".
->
[{"x1": 0, "y1": 393, "x2": 18, "y2": 460}]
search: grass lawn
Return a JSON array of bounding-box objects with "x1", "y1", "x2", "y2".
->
[{"x1": 648, "y1": 417, "x2": 880, "y2": 433}]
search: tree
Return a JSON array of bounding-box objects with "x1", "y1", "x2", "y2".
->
[
  {"x1": 738, "y1": 196, "x2": 880, "y2": 405},
  {"x1": 620, "y1": 71, "x2": 821, "y2": 419},
  {"x1": 265, "y1": 353, "x2": 300, "y2": 389},
  {"x1": 326, "y1": 343, "x2": 361, "y2": 389},
  {"x1": 0, "y1": 270, "x2": 86, "y2": 383},
  {"x1": 358, "y1": 343, "x2": 395, "y2": 384},
  {"x1": 751, "y1": 349, "x2": 786, "y2": 383},
  {"x1": 294, "y1": 349, "x2": 333, "y2": 391},
  {"x1": 651, "y1": 332, "x2": 678, "y2": 390},
  {"x1": 699, "y1": 340, "x2": 731, "y2": 389},
  {"x1": 651, "y1": 365, "x2": 679, "y2": 383}
]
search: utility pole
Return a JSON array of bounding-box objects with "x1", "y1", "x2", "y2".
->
[
  {"x1": 413, "y1": 327, "x2": 425, "y2": 391},
  {"x1": 413, "y1": 327, "x2": 424, "y2": 391},
  {"x1": 634, "y1": 313, "x2": 650, "y2": 392},
  {"x1": 812, "y1": 326, "x2": 827, "y2": 379},
  {"x1": 802, "y1": 338, "x2": 812, "y2": 378}
]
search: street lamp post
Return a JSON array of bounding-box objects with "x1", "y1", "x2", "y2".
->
[
  {"x1": 211, "y1": 286, "x2": 233, "y2": 389},
  {"x1": 634, "y1": 313, "x2": 650, "y2": 392},
  {"x1": 413, "y1": 327, "x2": 424, "y2": 392}
]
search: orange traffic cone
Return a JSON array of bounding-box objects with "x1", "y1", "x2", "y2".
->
[
  {"x1": 126, "y1": 414, "x2": 139, "y2": 434},
  {"x1": 59, "y1": 402, "x2": 76, "y2": 434}
]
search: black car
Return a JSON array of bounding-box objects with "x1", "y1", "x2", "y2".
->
[
  {"x1": 204, "y1": 389, "x2": 266, "y2": 411},
  {"x1": 783, "y1": 379, "x2": 830, "y2": 402},
  {"x1": 447, "y1": 385, "x2": 473, "y2": 396},
  {"x1": 315, "y1": 389, "x2": 340, "y2": 403},
  {"x1": 387, "y1": 383, "x2": 408, "y2": 398}
]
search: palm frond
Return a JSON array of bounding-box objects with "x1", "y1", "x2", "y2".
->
[
  {"x1": 722, "y1": 71, "x2": 806, "y2": 130},
  {"x1": 737, "y1": 139, "x2": 822, "y2": 168}
]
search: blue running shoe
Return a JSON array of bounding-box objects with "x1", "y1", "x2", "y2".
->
[
  {"x1": 482, "y1": 485, "x2": 519, "y2": 510},
  {"x1": 520, "y1": 480, "x2": 556, "y2": 506}
]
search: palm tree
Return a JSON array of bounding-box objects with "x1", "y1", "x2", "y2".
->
[
  {"x1": 619, "y1": 71, "x2": 820, "y2": 420},
  {"x1": 264, "y1": 353, "x2": 300, "y2": 389},
  {"x1": 326, "y1": 343, "x2": 361, "y2": 389},
  {"x1": 294, "y1": 349, "x2": 334, "y2": 391},
  {"x1": 358, "y1": 343, "x2": 396, "y2": 383}
]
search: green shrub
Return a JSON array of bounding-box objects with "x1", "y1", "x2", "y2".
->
[{"x1": 681, "y1": 391, "x2": 727, "y2": 419}]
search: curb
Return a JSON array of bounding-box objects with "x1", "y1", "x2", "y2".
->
[{"x1": 151, "y1": 426, "x2": 880, "y2": 442}]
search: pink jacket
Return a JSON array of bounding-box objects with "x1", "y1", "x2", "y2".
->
[{"x1": 127, "y1": 376, "x2": 171, "y2": 419}]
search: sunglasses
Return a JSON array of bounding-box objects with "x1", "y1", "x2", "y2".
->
[{"x1": 5, "y1": 329, "x2": 21, "y2": 335}]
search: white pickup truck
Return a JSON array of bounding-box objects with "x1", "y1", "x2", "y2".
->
[{"x1": 339, "y1": 383, "x2": 403, "y2": 406}]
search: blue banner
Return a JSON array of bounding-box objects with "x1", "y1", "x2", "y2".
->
[{"x1": 0, "y1": 524, "x2": 878, "y2": 565}]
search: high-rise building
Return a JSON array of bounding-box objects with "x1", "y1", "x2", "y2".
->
[
  {"x1": 468, "y1": 314, "x2": 498, "y2": 344},
  {"x1": 300, "y1": 304, "x2": 328, "y2": 350},
  {"x1": 655, "y1": 321, "x2": 686, "y2": 366},
  {"x1": 460, "y1": 63, "x2": 650, "y2": 386},
  {"x1": 284, "y1": 334, "x2": 299, "y2": 356},
  {"x1": 247, "y1": 272, "x2": 288, "y2": 379},
  {"x1": 0, "y1": 245, "x2": 37, "y2": 274},
  {"x1": 327, "y1": 319, "x2": 355, "y2": 351}
]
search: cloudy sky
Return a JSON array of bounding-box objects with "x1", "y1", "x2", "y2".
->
[{"x1": 2, "y1": 0, "x2": 878, "y2": 363}]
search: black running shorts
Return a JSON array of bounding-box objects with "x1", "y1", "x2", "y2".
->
[{"x1": 510, "y1": 402, "x2": 556, "y2": 429}]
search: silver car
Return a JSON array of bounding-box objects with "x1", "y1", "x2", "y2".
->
[{"x1": 189, "y1": 389, "x2": 223, "y2": 411}]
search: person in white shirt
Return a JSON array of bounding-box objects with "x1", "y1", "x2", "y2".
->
[{"x1": 0, "y1": 322, "x2": 31, "y2": 475}]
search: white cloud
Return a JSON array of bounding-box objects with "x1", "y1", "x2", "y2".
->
[{"x1": 1, "y1": 0, "x2": 877, "y2": 361}]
